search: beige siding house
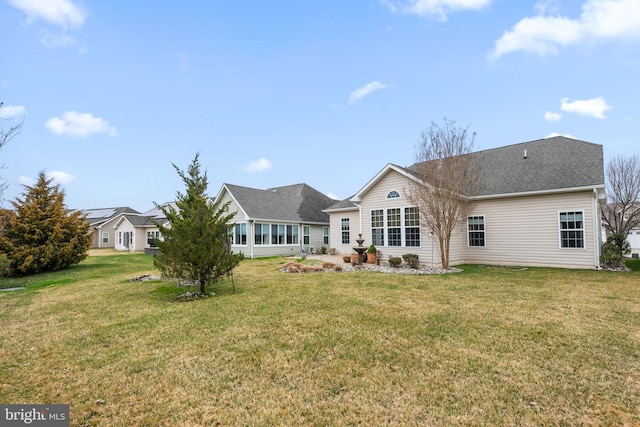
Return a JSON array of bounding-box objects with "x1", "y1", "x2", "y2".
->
[
  {"x1": 325, "y1": 136, "x2": 606, "y2": 269},
  {"x1": 111, "y1": 204, "x2": 172, "y2": 252},
  {"x1": 214, "y1": 183, "x2": 336, "y2": 258},
  {"x1": 81, "y1": 207, "x2": 140, "y2": 249}
]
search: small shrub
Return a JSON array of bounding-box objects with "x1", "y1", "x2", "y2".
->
[
  {"x1": 367, "y1": 244, "x2": 377, "y2": 254},
  {"x1": 600, "y1": 233, "x2": 630, "y2": 269},
  {"x1": 334, "y1": 265, "x2": 343, "y2": 272},
  {"x1": 321, "y1": 246, "x2": 327, "y2": 254},
  {"x1": 322, "y1": 262, "x2": 336, "y2": 269},
  {"x1": 402, "y1": 253, "x2": 420, "y2": 269},
  {"x1": 389, "y1": 257, "x2": 402, "y2": 267}
]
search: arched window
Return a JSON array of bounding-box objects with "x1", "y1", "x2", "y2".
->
[{"x1": 386, "y1": 190, "x2": 400, "y2": 199}]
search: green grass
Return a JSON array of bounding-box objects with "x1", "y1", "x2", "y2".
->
[{"x1": 1, "y1": 255, "x2": 639, "y2": 426}]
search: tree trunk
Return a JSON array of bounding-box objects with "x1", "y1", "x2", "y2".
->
[{"x1": 438, "y1": 235, "x2": 449, "y2": 270}]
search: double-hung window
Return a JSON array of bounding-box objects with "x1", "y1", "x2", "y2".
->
[
  {"x1": 102, "y1": 232, "x2": 109, "y2": 244},
  {"x1": 371, "y1": 209, "x2": 384, "y2": 246},
  {"x1": 468, "y1": 216, "x2": 485, "y2": 247},
  {"x1": 255, "y1": 223, "x2": 269, "y2": 245},
  {"x1": 341, "y1": 218, "x2": 350, "y2": 244},
  {"x1": 272, "y1": 224, "x2": 285, "y2": 245},
  {"x1": 387, "y1": 208, "x2": 401, "y2": 246},
  {"x1": 323, "y1": 226, "x2": 329, "y2": 245},
  {"x1": 234, "y1": 223, "x2": 247, "y2": 245},
  {"x1": 286, "y1": 225, "x2": 299, "y2": 245},
  {"x1": 559, "y1": 211, "x2": 584, "y2": 248},
  {"x1": 405, "y1": 207, "x2": 420, "y2": 247},
  {"x1": 303, "y1": 226, "x2": 310, "y2": 245}
]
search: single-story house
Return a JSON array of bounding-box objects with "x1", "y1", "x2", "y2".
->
[
  {"x1": 325, "y1": 136, "x2": 606, "y2": 269},
  {"x1": 213, "y1": 183, "x2": 337, "y2": 258},
  {"x1": 81, "y1": 207, "x2": 140, "y2": 249},
  {"x1": 111, "y1": 203, "x2": 174, "y2": 252}
]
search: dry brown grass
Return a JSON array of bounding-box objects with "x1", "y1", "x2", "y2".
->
[{"x1": 1, "y1": 256, "x2": 639, "y2": 426}]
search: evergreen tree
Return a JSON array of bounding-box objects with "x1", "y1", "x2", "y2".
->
[
  {"x1": 0, "y1": 172, "x2": 90, "y2": 276},
  {"x1": 154, "y1": 154, "x2": 243, "y2": 295}
]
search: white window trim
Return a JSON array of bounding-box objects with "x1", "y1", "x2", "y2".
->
[
  {"x1": 234, "y1": 222, "x2": 248, "y2": 246},
  {"x1": 341, "y1": 218, "x2": 350, "y2": 245},
  {"x1": 369, "y1": 206, "x2": 421, "y2": 248},
  {"x1": 467, "y1": 215, "x2": 486, "y2": 248},
  {"x1": 558, "y1": 210, "x2": 586, "y2": 250},
  {"x1": 254, "y1": 223, "x2": 271, "y2": 246},
  {"x1": 386, "y1": 190, "x2": 401, "y2": 199}
]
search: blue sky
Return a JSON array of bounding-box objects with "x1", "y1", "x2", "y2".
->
[{"x1": 1, "y1": 0, "x2": 639, "y2": 211}]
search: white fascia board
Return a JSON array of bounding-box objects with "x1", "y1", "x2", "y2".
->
[
  {"x1": 351, "y1": 163, "x2": 424, "y2": 202},
  {"x1": 216, "y1": 184, "x2": 250, "y2": 221},
  {"x1": 471, "y1": 184, "x2": 605, "y2": 201}
]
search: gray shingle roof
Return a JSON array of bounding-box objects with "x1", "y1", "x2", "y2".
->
[
  {"x1": 407, "y1": 136, "x2": 604, "y2": 197},
  {"x1": 223, "y1": 183, "x2": 336, "y2": 224},
  {"x1": 324, "y1": 197, "x2": 358, "y2": 212},
  {"x1": 82, "y1": 206, "x2": 140, "y2": 226}
]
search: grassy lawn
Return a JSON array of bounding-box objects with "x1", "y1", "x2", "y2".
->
[{"x1": 1, "y1": 254, "x2": 639, "y2": 426}]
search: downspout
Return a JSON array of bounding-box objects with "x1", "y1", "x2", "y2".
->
[
  {"x1": 249, "y1": 220, "x2": 254, "y2": 259},
  {"x1": 355, "y1": 201, "x2": 362, "y2": 236},
  {"x1": 593, "y1": 188, "x2": 601, "y2": 269}
]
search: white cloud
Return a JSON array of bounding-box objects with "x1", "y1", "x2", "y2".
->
[
  {"x1": 47, "y1": 170, "x2": 75, "y2": 185},
  {"x1": 0, "y1": 104, "x2": 26, "y2": 119},
  {"x1": 8, "y1": 0, "x2": 87, "y2": 29},
  {"x1": 348, "y1": 81, "x2": 390, "y2": 104},
  {"x1": 492, "y1": 15, "x2": 582, "y2": 57},
  {"x1": 18, "y1": 175, "x2": 34, "y2": 186},
  {"x1": 45, "y1": 111, "x2": 118, "y2": 138},
  {"x1": 18, "y1": 171, "x2": 75, "y2": 187},
  {"x1": 544, "y1": 111, "x2": 562, "y2": 121},
  {"x1": 492, "y1": 0, "x2": 640, "y2": 58},
  {"x1": 383, "y1": 0, "x2": 492, "y2": 21},
  {"x1": 243, "y1": 158, "x2": 272, "y2": 173},
  {"x1": 560, "y1": 96, "x2": 612, "y2": 119}
]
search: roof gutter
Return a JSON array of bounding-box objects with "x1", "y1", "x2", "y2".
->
[{"x1": 471, "y1": 184, "x2": 605, "y2": 201}]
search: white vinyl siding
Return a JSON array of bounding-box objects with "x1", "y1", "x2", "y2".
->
[
  {"x1": 356, "y1": 170, "x2": 430, "y2": 260},
  {"x1": 343, "y1": 168, "x2": 599, "y2": 268},
  {"x1": 462, "y1": 191, "x2": 597, "y2": 268},
  {"x1": 218, "y1": 188, "x2": 322, "y2": 258}
]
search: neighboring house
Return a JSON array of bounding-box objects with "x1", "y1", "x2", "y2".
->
[
  {"x1": 81, "y1": 207, "x2": 140, "y2": 249},
  {"x1": 629, "y1": 228, "x2": 640, "y2": 256},
  {"x1": 325, "y1": 136, "x2": 606, "y2": 269},
  {"x1": 112, "y1": 203, "x2": 174, "y2": 252},
  {"x1": 214, "y1": 183, "x2": 337, "y2": 258},
  {"x1": 624, "y1": 225, "x2": 640, "y2": 256},
  {"x1": 601, "y1": 203, "x2": 640, "y2": 256}
]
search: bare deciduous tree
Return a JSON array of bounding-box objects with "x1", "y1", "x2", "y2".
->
[
  {"x1": 602, "y1": 154, "x2": 640, "y2": 236},
  {"x1": 0, "y1": 102, "x2": 23, "y2": 201},
  {"x1": 408, "y1": 118, "x2": 481, "y2": 269}
]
